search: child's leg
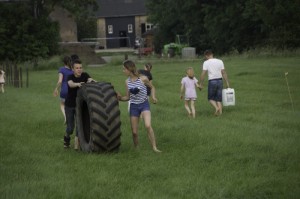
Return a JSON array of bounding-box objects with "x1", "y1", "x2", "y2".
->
[
  {"x1": 0, "y1": 84, "x2": 4, "y2": 93},
  {"x1": 64, "y1": 107, "x2": 75, "y2": 148},
  {"x1": 74, "y1": 136, "x2": 79, "y2": 150},
  {"x1": 209, "y1": 100, "x2": 219, "y2": 115},
  {"x1": 65, "y1": 107, "x2": 75, "y2": 137},
  {"x1": 141, "y1": 110, "x2": 161, "y2": 152},
  {"x1": 130, "y1": 116, "x2": 139, "y2": 147},
  {"x1": 184, "y1": 100, "x2": 192, "y2": 116},
  {"x1": 190, "y1": 100, "x2": 196, "y2": 118},
  {"x1": 128, "y1": 101, "x2": 131, "y2": 113},
  {"x1": 217, "y1": 101, "x2": 222, "y2": 115},
  {"x1": 60, "y1": 101, "x2": 66, "y2": 123}
]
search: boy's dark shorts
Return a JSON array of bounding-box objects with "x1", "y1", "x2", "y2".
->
[{"x1": 208, "y1": 78, "x2": 223, "y2": 102}]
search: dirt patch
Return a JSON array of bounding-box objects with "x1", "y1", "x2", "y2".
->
[{"x1": 60, "y1": 43, "x2": 106, "y2": 65}]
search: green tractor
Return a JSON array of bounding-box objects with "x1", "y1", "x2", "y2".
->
[{"x1": 163, "y1": 35, "x2": 189, "y2": 57}]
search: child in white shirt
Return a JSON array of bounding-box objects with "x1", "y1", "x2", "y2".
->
[{"x1": 180, "y1": 67, "x2": 200, "y2": 118}]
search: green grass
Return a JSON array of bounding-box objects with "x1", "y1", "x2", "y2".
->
[{"x1": 0, "y1": 55, "x2": 299, "y2": 199}]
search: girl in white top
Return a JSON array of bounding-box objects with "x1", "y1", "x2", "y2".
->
[
  {"x1": 180, "y1": 67, "x2": 200, "y2": 118},
  {"x1": 0, "y1": 70, "x2": 5, "y2": 93}
]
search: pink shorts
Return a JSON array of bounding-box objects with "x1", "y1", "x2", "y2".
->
[{"x1": 185, "y1": 97, "x2": 196, "y2": 101}]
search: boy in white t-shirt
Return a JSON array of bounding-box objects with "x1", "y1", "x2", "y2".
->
[{"x1": 199, "y1": 50, "x2": 230, "y2": 116}]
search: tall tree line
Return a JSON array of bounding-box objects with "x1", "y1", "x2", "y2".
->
[
  {"x1": 0, "y1": 0, "x2": 97, "y2": 64},
  {"x1": 146, "y1": 0, "x2": 300, "y2": 54}
]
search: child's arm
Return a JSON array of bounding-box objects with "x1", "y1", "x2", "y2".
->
[
  {"x1": 141, "y1": 75, "x2": 157, "y2": 103},
  {"x1": 87, "y1": 77, "x2": 96, "y2": 83},
  {"x1": 221, "y1": 69, "x2": 230, "y2": 88},
  {"x1": 180, "y1": 84, "x2": 184, "y2": 100},
  {"x1": 117, "y1": 92, "x2": 129, "y2": 101},
  {"x1": 199, "y1": 70, "x2": 207, "y2": 90},
  {"x1": 68, "y1": 80, "x2": 83, "y2": 88},
  {"x1": 195, "y1": 79, "x2": 201, "y2": 91},
  {"x1": 150, "y1": 84, "x2": 157, "y2": 104},
  {"x1": 53, "y1": 73, "x2": 63, "y2": 97}
]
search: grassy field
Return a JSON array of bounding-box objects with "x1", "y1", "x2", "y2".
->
[{"x1": 0, "y1": 55, "x2": 299, "y2": 199}]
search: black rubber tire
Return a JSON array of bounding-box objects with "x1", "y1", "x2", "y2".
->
[{"x1": 76, "y1": 82, "x2": 121, "y2": 153}]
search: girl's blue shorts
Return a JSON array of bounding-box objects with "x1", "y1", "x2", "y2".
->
[{"x1": 130, "y1": 100, "x2": 150, "y2": 117}]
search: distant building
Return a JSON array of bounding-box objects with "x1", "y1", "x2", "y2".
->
[
  {"x1": 49, "y1": 0, "x2": 154, "y2": 48},
  {"x1": 94, "y1": 0, "x2": 153, "y2": 49}
]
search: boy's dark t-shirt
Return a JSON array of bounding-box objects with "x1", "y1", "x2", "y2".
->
[
  {"x1": 65, "y1": 72, "x2": 91, "y2": 107},
  {"x1": 138, "y1": 69, "x2": 152, "y2": 96}
]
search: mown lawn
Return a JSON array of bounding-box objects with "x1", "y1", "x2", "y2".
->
[{"x1": 0, "y1": 55, "x2": 299, "y2": 199}]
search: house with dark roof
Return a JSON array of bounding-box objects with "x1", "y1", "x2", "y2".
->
[{"x1": 95, "y1": 0, "x2": 153, "y2": 49}]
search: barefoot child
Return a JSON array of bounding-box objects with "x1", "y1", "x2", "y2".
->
[
  {"x1": 53, "y1": 56, "x2": 73, "y2": 124},
  {"x1": 180, "y1": 67, "x2": 200, "y2": 118},
  {"x1": 117, "y1": 60, "x2": 161, "y2": 153},
  {"x1": 199, "y1": 50, "x2": 230, "y2": 116}
]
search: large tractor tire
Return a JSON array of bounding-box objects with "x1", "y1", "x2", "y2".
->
[{"x1": 76, "y1": 82, "x2": 121, "y2": 153}]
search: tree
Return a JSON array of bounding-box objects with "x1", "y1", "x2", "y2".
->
[
  {"x1": 201, "y1": 0, "x2": 269, "y2": 54},
  {"x1": 77, "y1": 17, "x2": 97, "y2": 42},
  {"x1": 0, "y1": 0, "x2": 98, "y2": 64},
  {"x1": 0, "y1": 3, "x2": 60, "y2": 64},
  {"x1": 254, "y1": 0, "x2": 300, "y2": 49},
  {"x1": 146, "y1": 0, "x2": 184, "y2": 52},
  {"x1": 147, "y1": 0, "x2": 220, "y2": 54},
  {"x1": 53, "y1": 0, "x2": 99, "y2": 41},
  {"x1": 146, "y1": 0, "x2": 300, "y2": 54}
]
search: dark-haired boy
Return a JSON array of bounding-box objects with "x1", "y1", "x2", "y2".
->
[{"x1": 63, "y1": 59, "x2": 95, "y2": 149}]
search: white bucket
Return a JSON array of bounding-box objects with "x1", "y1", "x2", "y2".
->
[{"x1": 222, "y1": 88, "x2": 235, "y2": 106}]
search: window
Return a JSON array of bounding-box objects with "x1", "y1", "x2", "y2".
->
[
  {"x1": 146, "y1": 23, "x2": 153, "y2": 31},
  {"x1": 108, "y1": 25, "x2": 113, "y2": 34},
  {"x1": 128, "y1": 24, "x2": 133, "y2": 33}
]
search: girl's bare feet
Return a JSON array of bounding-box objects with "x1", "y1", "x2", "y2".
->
[
  {"x1": 153, "y1": 148, "x2": 162, "y2": 153},
  {"x1": 214, "y1": 108, "x2": 220, "y2": 116},
  {"x1": 218, "y1": 110, "x2": 222, "y2": 115}
]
